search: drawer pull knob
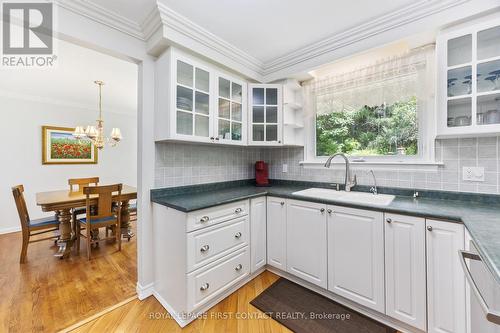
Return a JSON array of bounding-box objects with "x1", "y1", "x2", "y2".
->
[
  {"x1": 280, "y1": 201, "x2": 285, "y2": 206},
  {"x1": 386, "y1": 218, "x2": 392, "y2": 223},
  {"x1": 200, "y1": 283, "x2": 209, "y2": 291},
  {"x1": 200, "y1": 216, "x2": 210, "y2": 223},
  {"x1": 235, "y1": 264, "x2": 243, "y2": 271},
  {"x1": 320, "y1": 208, "x2": 325, "y2": 213},
  {"x1": 235, "y1": 208, "x2": 243, "y2": 214},
  {"x1": 427, "y1": 226, "x2": 433, "y2": 231},
  {"x1": 327, "y1": 209, "x2": 333, "y2": 214},
  {"x1": 200, "y1": 245, "x2": 210, "y2": 253},
  {"x1": 235, "y1": 232, "x2": 242, "y2": 239}
]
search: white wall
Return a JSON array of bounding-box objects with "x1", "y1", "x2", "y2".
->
[{"x1": 0, "y1": 94, "x2": 137, "y2": 233}]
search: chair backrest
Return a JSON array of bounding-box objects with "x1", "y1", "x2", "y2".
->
[
  {"x1": 83, "y1": 184, "x2": 122, "y2": 221},
  {"x1": 12, "y1": 185, "x2": 30, "y2": 231},
  {"x1": 68, "y1": 177, "x2": 99, "y2": 192}
]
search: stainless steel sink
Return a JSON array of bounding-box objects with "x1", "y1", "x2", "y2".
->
[{"x1": 292, "y1": 188, "x2": 395, "y2": 206}]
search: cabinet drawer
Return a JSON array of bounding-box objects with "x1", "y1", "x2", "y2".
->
[
  {"x1": 187, "y1": 247, "x2": 250, "y2": 311},
  {"x1": 187, "y1": 217, "x2": 249, "y2": 272},
  {"x1": 187, "y1": 200, "x2": 249, "y2": 232}
]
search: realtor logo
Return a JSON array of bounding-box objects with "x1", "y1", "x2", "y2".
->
[{"x1": 1, "y1": 1, "x2": 56, "y2": 67}]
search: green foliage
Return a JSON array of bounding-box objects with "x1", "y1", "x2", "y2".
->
[{"x1": 316, "y1": 97, "x2": 418, "y2": 157}]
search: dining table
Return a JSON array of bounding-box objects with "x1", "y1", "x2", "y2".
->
[{"x1": 36, "y1": 184, "x2": 137, "y2": 258}]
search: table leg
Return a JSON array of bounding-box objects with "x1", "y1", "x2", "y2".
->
[
  {"x1": 55, "y1": 209, "x2": 73, "y2": 258},
  {"x1": 120, "y1": 200, "x2": 134, "y2": 240}
]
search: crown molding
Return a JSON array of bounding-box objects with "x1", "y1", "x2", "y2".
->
[
  {"x1": 156, "y1": 2, "x2": 264, "y2": 76},
  {"x1": 262, "y1": 0, "x2": 471, "y2": 78},
  {"x1": 54, "y1": 0, "x2": 147, "y2": 40}
]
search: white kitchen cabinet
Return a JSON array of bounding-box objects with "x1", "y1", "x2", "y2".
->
[
  {"x1": 266, "y1": 197, "x2": 287, "y2": 270},
  {"x1": 248, "y1": 84, "x2": 283, "y2": 145},
  {"x1": 215, "y1": 75, "x2": 247, "y2": 144},
  {"x1": 426, "y1": 219, "x2": 466, "y2": 333},
  {"x1": 286, "y1": 199, "x2": 327, "y2": 288},
  {"x1": 327, "y1": 205, "x2": 385, "y2": 312},
  {"x1": 436, "y1": 17, "x2": 500, "y2": 138},
  {"x1": 250, "y1": 197, "x2": 266, "y2": 273},
  {"x1": 384, "y1": 213, "x2": 427, "y2": 330}
]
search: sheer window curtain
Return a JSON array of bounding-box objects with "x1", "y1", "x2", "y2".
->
[{"x1": 303, "y1": 45, "x2": 436, "y2": 162}]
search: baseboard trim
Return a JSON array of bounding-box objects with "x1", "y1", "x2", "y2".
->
[
  {"x1": 0, "y1": 226, "x2": 21, "y2": 235},
  {"x1": 153, "y1": 267, "x2": 266, "y2": 328},
  {"x1": 136, "y1": 281, "x2": 154, "y2": 300},
  {"x1": 58, "y1": 295, "x2": 137, "y2": 332}
]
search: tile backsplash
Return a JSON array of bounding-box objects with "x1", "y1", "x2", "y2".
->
[{"x1": 155, "y1": 137, "x2": 500, "y2": 194}]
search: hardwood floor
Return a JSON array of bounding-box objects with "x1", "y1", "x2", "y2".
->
[
  {"x1": 0, "y1": 224, "x2": 137, "y2": 333},
  {"x1": 70, "y1": 270, "x2": 292, "y2": 333}
]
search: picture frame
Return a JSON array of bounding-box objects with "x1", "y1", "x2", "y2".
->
[{"x1": 42, "y1": 126, "x2": 98, "y2": 164}]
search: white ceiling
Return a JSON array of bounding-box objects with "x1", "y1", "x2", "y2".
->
[
  {"x1": 157, "y1": 0, "x2": 416, "y2": 63},
  {"x1": 0, "y1": 39, "x2": 138, "y2": 115}
]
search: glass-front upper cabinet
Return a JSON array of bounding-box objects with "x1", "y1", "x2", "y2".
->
[
  {"x1": 216, "y1": 76, "x2": 247, "y2": 144},
  {"x1": 437, "y1": 18, "x2": 500, "y2": 137},
  {"x1": 248, "y1": 84, "x2": 283, "y2": 145}
]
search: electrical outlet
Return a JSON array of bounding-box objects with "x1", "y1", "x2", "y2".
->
[
  {"x1": 282, "y1": 164, "x2": 288, "y2": 173},
  {"x1": 462, "y1": 167, "x2": 484, "y2": 182}
]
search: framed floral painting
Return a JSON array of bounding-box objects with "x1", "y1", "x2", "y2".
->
[{"x1": 42, "y1": 126, "x2": 98, "y2": 164}]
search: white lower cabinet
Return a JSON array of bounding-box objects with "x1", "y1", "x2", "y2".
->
[
  {"x1": 426, "y1": 219, "x2": 466, "y2": 333},
  {"x1": 384, "y1": 213, "x2": 427, "y2": 330},
  {"x1": 327, "y1": 205, "x2": 385, "y2": 312},
  {"x1": 250, "y1": 197, "x2": 267, "y2": 273},
  {"x1": 266, "y1": 197, "x2": 287, "y2": 270},
  {"x1": 286, "y1": 199, "x2": 327, "y2": 288}
]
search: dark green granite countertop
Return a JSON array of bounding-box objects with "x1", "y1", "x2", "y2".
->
[{"x1": 151, "y1": 180, "x2": 500, "y2": 285}]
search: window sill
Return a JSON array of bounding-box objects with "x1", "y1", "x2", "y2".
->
[{"x1": 299, "y1": 160, "x2": 444, "y2": 171}]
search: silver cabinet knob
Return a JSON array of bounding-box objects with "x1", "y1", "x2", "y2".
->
[
  {"x1": 327, "y1": 209, "x2": 333, "y2": 214},
  {"x1": 200, "y1": 216, "x2": 209, "y2": 223},
  {"x1": 386, "y1": 218, "x2": 392, "y2": 223},
  {"x1": 210, "y1": 137, "x2": 214, "y2": 141},
  {"x1": 427, "y1": 226, "x2": 433, "y2": 231},
  {"x1": 235, "y1": 232, "x2": 242, "y2": 239},
  {"x1": 200, "y1": 283, "x2": 209, "y2": 291},
  {"x1": 280, "y1": 201, "x2": 285, "y2": 206},
  {"x1": 320, "y1": 208, "x2": 325, "y2": 213},
  {"x1": 200, "y1": 245, "x2": 210, "y2": 252},
  {"x1": 215, "y1": 137, "x2": 220, "y2": 141},
  {"x1": 235, "y1": 208, "x2": 242, "y2": 214},
  {"x1": 235, "y1": 264, "x2": 243, "y2": 271}
]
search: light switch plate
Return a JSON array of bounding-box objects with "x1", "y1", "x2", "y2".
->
[
  {"x1": 462, "y1": 167, "x2": 484, "y2": 182},
  {"x1": 282, "y1": 164, "x2": 288, "y2": 173}
]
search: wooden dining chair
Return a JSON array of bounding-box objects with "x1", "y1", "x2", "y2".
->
[
  {"x1": 69, "y1": 177, "x2": 99, "y2": 227},
  {"x1": 12, "y1": 185, "x2": 60, "y2": 263},
  {"x1": 76, "y1": 184, "x2": 122, "y2": 260}
]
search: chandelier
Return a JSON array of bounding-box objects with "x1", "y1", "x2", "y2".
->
[{"x1": 73, "y1": 80, "x2": 122, "y2": 149}]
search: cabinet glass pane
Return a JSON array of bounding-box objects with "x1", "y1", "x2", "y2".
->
[
  {"x1": 478, "y1": 26, "x2": 500, "y2": 60},
  {"x1": 218, "y1": 119, "x2": 231, "y2": 140},
  {"x1": 447, "y1": 35, "x2": 472, "y2": 67},
  {"x1": 252, "y1": 106, "x2": 264, "y2": 123},
  {"x1": 253, "y1": 88, "x2": 264, "y2": 105},
  {"x1": 252, "y1": 125, "x2": 264, "y2": 141},
  {"x1": 177, "y1": 61, "x2": 193, "y2": 87},
  {"x1": 231, "y1": 102, "x2": 242, "y2": 121},
  {"x1": 447, "y1": 98, "x2": 471, "y2": 127},
  {"x1": 266, "y1": 106, "x2": 278, "y2": 123},
  {"x1": 177, "y1": 111, "x2": 193, "y2": 135},
  {"x1": 266, "y1": 125, "x2": 278, "y2": 141},
  {"x1": 219, "y1": 78, "x2": 230, "y2": 99},
  {"x1": 231, "y1": 122, "x2": 242, "y2": 141},
  {"x1": 195, "y1": 92, "x2": 209, "y2": 114},
  {"x1": 447, "y1": 66, "x2": 472, "y2": 97},
  {"x1": 232, "y1": 83, "x2": 242, "y2": 103},
  {"x1": 195, "y1": 115, "x2": 209, "y2": 137},
  {"x1": 266, "y1": 88, "x2": 278, "y2": 105},
  {"x1": 477, "y1": 59, "x2": 500, "y2": 93},
  {"x1": 195, "y1": 68, "x2": 209, "y2": 92},
  {"x1": 477, "y1": 93, "x2": 500, "y2": 125},
  {"x1": 177, "y1": 86, "x2": 193, "y2": 111},
  {"x1": 218, "y1": 98, "x2": 230, "y2": 119}
]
